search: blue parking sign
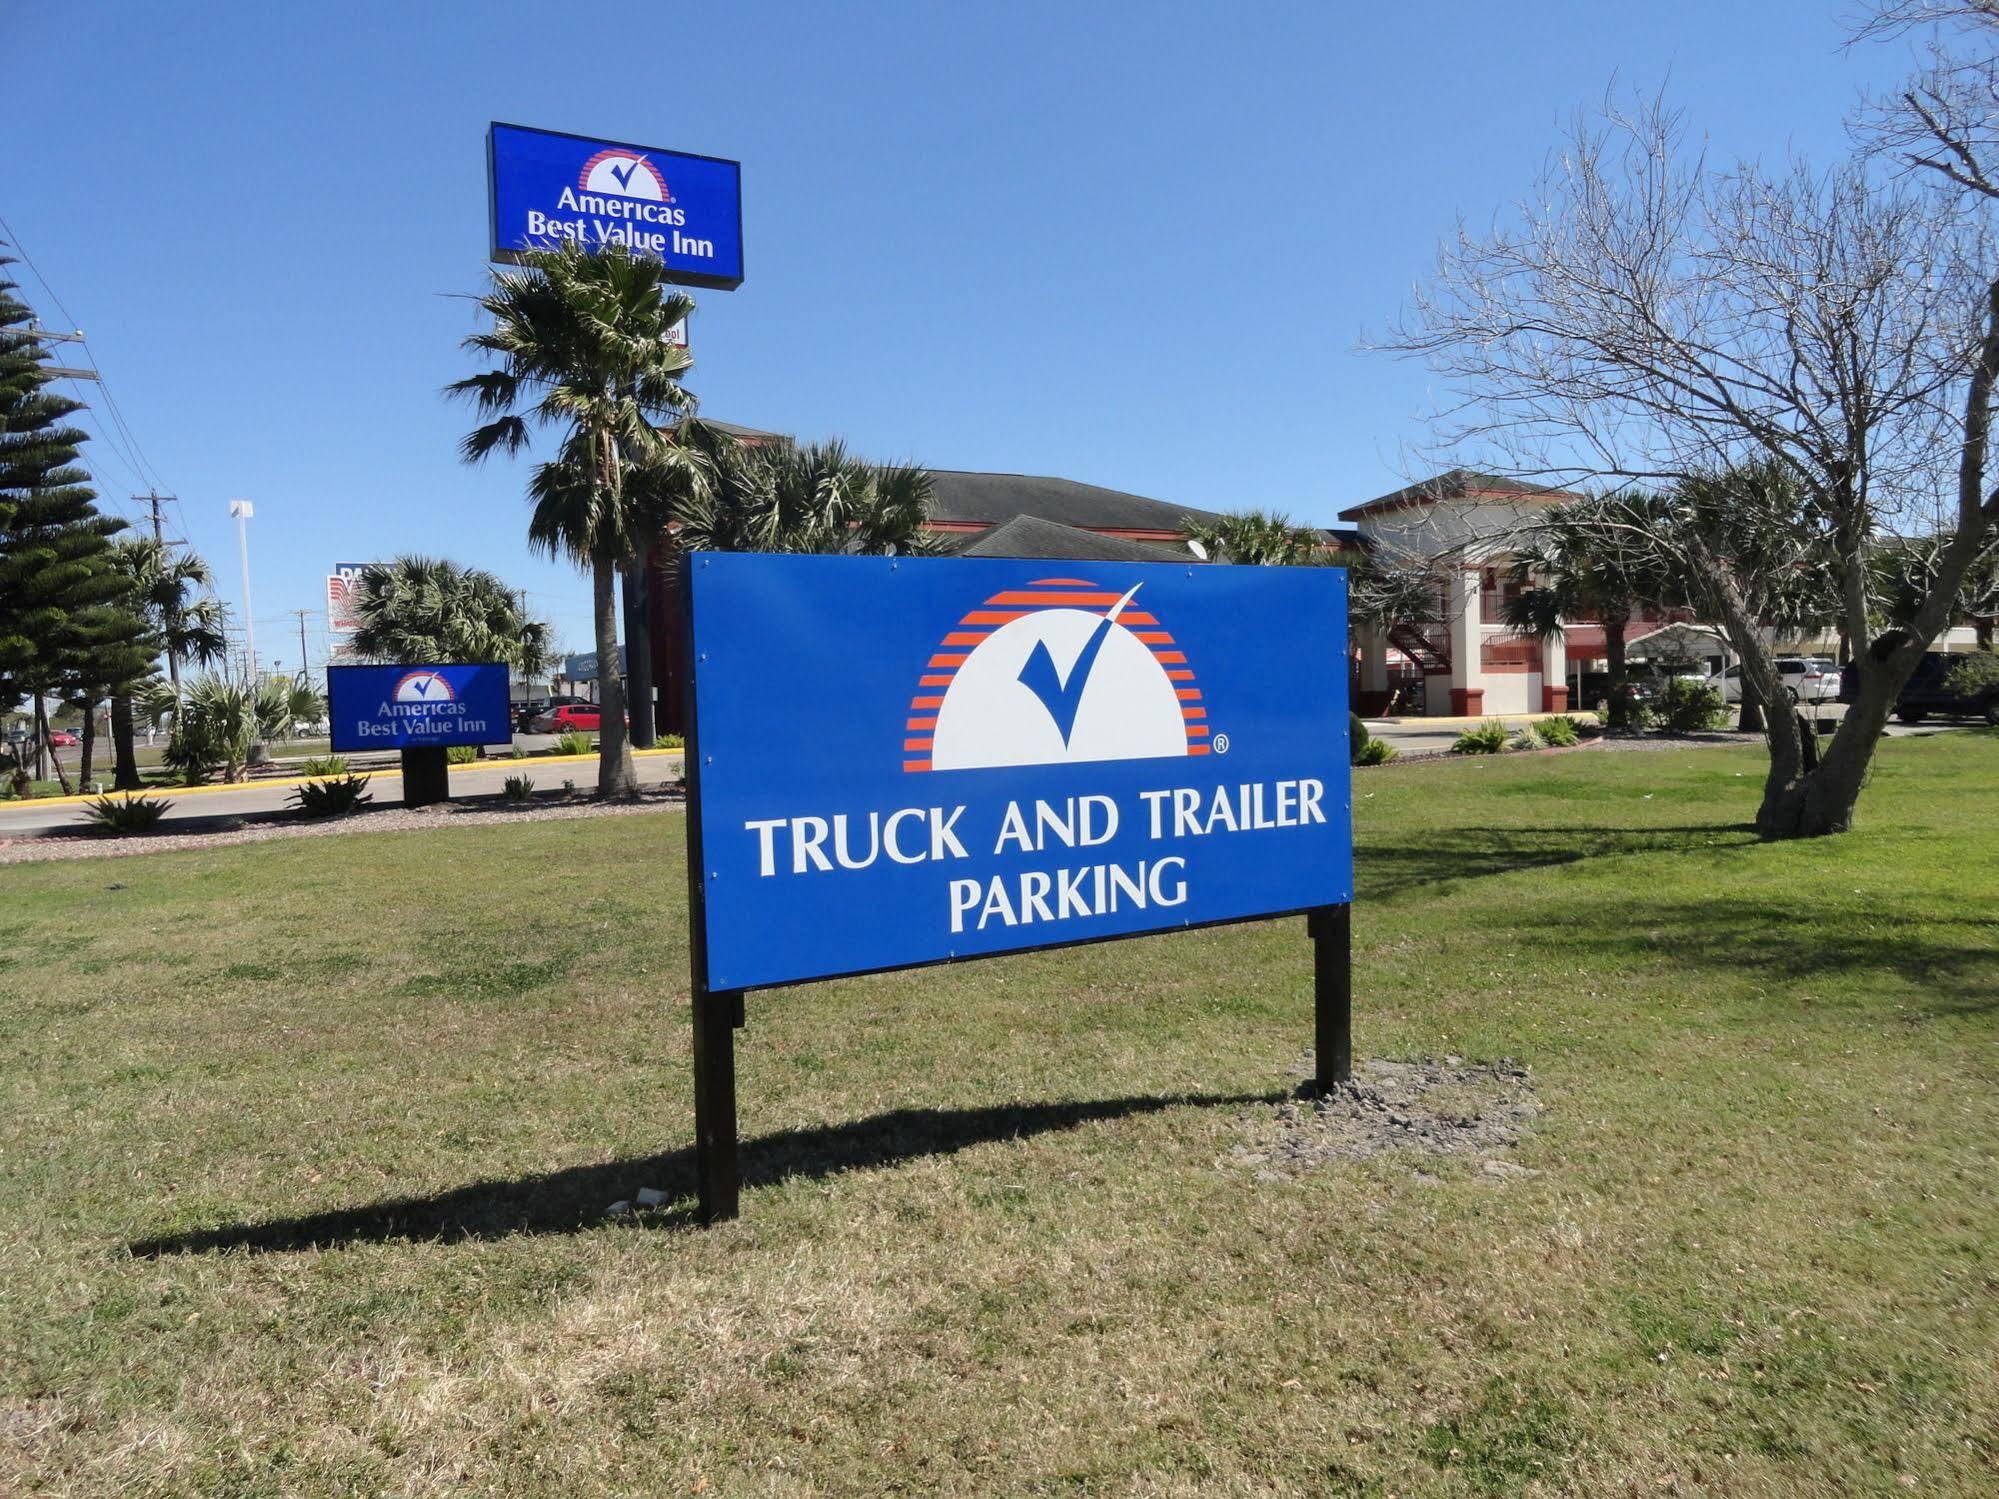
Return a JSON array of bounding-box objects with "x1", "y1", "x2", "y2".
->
[{"x1": 684, "y1": 554, "x2": 1353, "y2": 992}]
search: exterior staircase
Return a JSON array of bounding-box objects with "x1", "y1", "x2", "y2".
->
[{"x1": 1388, "y1": 621, "x2": 1452, "y2": 676}]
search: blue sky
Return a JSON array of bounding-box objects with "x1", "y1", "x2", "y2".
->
[{"x1": 4, "y1": 1, "x2": 1919, "y2": 660}]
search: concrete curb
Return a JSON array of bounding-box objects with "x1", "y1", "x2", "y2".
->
[{"x1": 1363, "y1": 712, "x2": 1604, "y2": 729}]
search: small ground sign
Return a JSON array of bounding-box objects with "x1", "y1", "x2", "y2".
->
[
  {"x1": 326, "y1": 664, "x2": 511, "y2": 753},
  {"x1": 681, "y1": 554, "x2": 1354, "y2": 1220}
]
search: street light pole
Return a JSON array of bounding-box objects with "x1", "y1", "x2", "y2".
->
[{"x1": 228, "y1": 499, "x2": 256, "y2": 681}]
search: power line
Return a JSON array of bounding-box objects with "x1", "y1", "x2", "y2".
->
[{"x1": 0, "y1": 213, "x2": 175, "y2": 500}]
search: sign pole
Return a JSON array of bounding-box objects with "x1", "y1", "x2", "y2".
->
[
  {"x1": 691, "y1": 988, "x2": 743, "y2": 1222},
  {"x1": 680, "y1": 555, "x2": 742, "y2": 1224},
  {"x1": 400, "y1": 746, "x2": 451, "y2": 808},
  {"x1": 1308, "y1": 904, "x2": 1353, "y2": 1090}
]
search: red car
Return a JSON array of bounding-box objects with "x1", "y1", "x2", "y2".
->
[
  {"x1": 530, "y1": 703, "x2": 604, "y2": 734},
  {"x1": 47, "y1": 730, "x2": 80, "y2": 747}
]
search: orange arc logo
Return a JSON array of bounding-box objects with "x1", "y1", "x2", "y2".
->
[{"x1": 903, "y1": 577, "x2": 1208, "y2": 771}]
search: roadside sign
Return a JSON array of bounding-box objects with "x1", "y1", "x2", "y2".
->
[
  {"x1": 685, "y1": 554, "x2": 1353, "y2": 993},
  {"x1": 326, "y1": 664, "x2": 511, "y2": 753},
  {"x1": 677, "y1": 553, "x2": 1358, "y2": 1222},
  {"x1": 325, "y1": 561, "x2": 369, "y2": 636},
  {"x1": 488, "y1": 122, "x2": 744, "y2": 290}
]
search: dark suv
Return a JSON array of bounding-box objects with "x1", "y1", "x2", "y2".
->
[{"x1": 1839, "y1": 650, "x2": 1999, "y2": 724}]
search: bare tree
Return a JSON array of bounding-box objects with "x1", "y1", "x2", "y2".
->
[{"x1": 1382, "y1": 88, "x2": 1998, "y2": 837}]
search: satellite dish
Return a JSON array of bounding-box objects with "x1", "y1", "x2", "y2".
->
[{"x1": 1186, "y1": 538, "x2": 1209, "y2": 561}]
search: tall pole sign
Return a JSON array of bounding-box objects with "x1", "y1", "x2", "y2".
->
[
  {"x1": 487, "y1": 122, "x2": 744, "y2": 290},
  {"x1": 681, "y1": 555, "x2": 1356, "y2": 1223}
]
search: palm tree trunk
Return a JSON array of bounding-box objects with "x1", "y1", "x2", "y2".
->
[
  {"x1": 621, "y1": 556, "x2": 657, "y2": 749},
  {"x1": 111, "y1": 692, "x2": 142, "y2": 790},
  {"x1": 593, "y1": 551, "x2": 639, "y2": 798},
  {"x1": 1603, "y1": 612, "x2": 1632, "y2": 730}
]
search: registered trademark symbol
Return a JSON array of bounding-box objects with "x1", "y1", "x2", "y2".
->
[{"x1": 1212, "y1": 733, "x2": 1231, "y2": 754}]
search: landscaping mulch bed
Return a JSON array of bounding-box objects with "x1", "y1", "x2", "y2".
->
[
  {"x1": 0, "y1": 784, "x2": 686, "y2": 866},
  {"x1": 1592, "y1": 728, "x2": 1765, "y2": 752},
  {"x1": 1230, "y1": 1056, "x2": 1541, "y2": 1180}
]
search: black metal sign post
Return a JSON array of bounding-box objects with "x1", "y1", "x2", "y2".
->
[
  {"x1": 690, "y1": 987, "x2": 743, "y2": 1223},
  {"x1": 1308, "y1": 903, "x2": 1353, "y2": 1091},
  {"x1": 679, "y1": 559, "x2": 744, "y2": 1224}
]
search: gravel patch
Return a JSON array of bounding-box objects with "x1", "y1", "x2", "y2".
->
[
  {"x1": 1230, "y1": 1056, "x2": 1540, "y2": 1181},
  {"x1": 0, "y1": 785, "x2": 686, "y2": 865},
  {"x1": 1592, "y1": 729, "x2": 1765, "y2": 753}
]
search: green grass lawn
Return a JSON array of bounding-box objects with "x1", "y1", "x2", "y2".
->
[{"x1": 2, "y1": 735, "x2": 1994, "y2": 1496}]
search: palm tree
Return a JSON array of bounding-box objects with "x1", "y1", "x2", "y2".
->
[
  {"x1": 665, "y1": 429, "x2": 940, "y2": 557},
  {"x1": 162, "y1": 672, "x2": 322, "y2": 784},
  {"x1": 106, "y1": 536, "x2": 228, "y2": 789},
  {"x1": 1180, "y1": 509, "x2": 1328, "y2": 565},
  {"x1": 1501, "y1": 496, "x2": 1655, "y2": 730},
  {"x1": 448, "y1": 241, "x2": 699, "y2": 798},
  {"x1": 347, "y1": 555, "x2": 552, "y2": 678}
]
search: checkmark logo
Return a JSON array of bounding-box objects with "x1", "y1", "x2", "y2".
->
[
  {"x1": 608, "y1": 156, "x2": 644, "y2": 192},
  {"x1": 1015, "y1": 584, "x2": 1141, "y2": 746}
]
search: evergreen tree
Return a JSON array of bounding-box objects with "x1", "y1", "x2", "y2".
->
[{"x1": 0, "y1": 252, "x2": 150, "y2": 793}]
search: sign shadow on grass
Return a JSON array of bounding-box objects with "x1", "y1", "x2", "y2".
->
[
  {"x1": 128, "y1": 1090, "x2": 1287, "y2": 1256},
  {"x1": 1356, "y1": 822, "x2": 1760, "y2": 901}
]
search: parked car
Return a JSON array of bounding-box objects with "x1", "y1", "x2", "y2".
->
[
  {"x1": 1840, "y1": 650, "x2": 1999, "y2": 724},
  {"x1": 46, "y1": 729, "x2": 80, "y2": 747},
  {"x1": 1576, "y1": 669, "x2": 1675, "y2": 711},
  {"x1": 1706, "y1": 657, "x2": 1840, "y2": 704},
  {"x1": 513, "y1": 694, "x2": 590, "y2": 733},
  {"x1": 530, "y1": 703, "x2": 606, "y2": 734}
]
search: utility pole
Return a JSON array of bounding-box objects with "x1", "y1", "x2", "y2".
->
[
  {"x1": 138, "y1": 493, "x2": 184, "y2": 691},
  {"x1": 291, "y1": 609, "x2": 312, "y2": 681},
  {"x1": 228, "y1": 499, "x2": 256, "y2": 681}
]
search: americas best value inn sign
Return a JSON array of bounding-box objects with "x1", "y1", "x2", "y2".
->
[
  {"x1": 488, "y1": 122, "x2": 744, "y2": 290},
  {"x1": 685, "y1": 555, "x2": 1353, "y2": 992},
  {"x1": 326, "y1": 664, "x2": 511, "y2": 752}
]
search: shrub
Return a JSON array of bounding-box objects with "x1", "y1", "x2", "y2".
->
[
  {"x1": 83, "y1": 793, "x2": 173, "y2": 835},
  {"x1": 555, "y1": 731, "x2": 593, "y2": 757},
  {"x1": 1509, "y1": 725, "x2": 1548, "y2": 751},
  {"x1": 561, "y1": 778, "x2": 577, "y2": 795},
  {"x1": 299, "y1": 755, "x2": 348, "y2": 777},
  {"x1": 1655, "y1": 677, "x2": 1726, "y2": 734},
  {"x1": 1534, "y1": 716, "x2": 1579, "y2": 748},
  {"x1": 508, "y1": 744, "x2": 529, "y2": 759},
  {"x1": 1355, "y1": 736, "x2": 1397, "y2": 765},
  {"x1": 1451, "y1": 721, "x2": 1511, "y2": 755},
  {"x1": 659, "y1": 733, "x2": 684, "y2": 749},
  {"x1": 1348, "y1": 712, "x2": 1371, "y2": 765},
  {"x1": 1941, "y1": 649, "x2": 1999, "y2": 698},
  {"x1": 163, "y1": 674, "x2": 322, "y2": 782},
  {"x1": 446, "y1": 744, "x2": 480, "y2": 764},
  {"x1": 289, "y1": 772, "x2": 373, "y2": 818},
  {"x1": 503, "y1": 773, "x2": 535, "y2": 802}
]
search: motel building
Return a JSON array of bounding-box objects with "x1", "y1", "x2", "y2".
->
[
  {"x1": 639, "y1": 440, "x2": 1986, "y2": 733},
  {"x1": 1342, "y1": 469, "x2": 1994, "y2": 720}
]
